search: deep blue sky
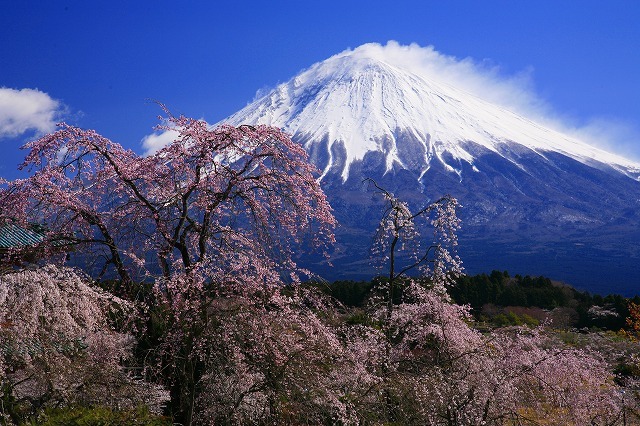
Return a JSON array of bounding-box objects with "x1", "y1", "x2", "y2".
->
[{"x1": 1, "y1": 1, "x2": 639, "y2": 179}]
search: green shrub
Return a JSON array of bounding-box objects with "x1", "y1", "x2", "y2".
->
[{"x1": 22, "y1": 406, "x2": 171, "y2": 426}]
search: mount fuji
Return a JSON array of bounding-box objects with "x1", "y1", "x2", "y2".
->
[{"x1": 222, "y1": 43, "x2": 640, "y2": 295}]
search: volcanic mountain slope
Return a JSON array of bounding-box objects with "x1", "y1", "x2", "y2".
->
[{"x1": 223, "y1": 43, "x2": 640, "y2": 295}]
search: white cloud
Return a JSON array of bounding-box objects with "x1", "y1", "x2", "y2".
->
[
  {"x1": 566, "y1": 117, "x2": 640, "y2": 162},
  {"x1": 141, "y1": 129, "x2": 180, "y2": 155},
  {"x1": 345, "y1": 41, "x2": 550, "y2": 120},
  {"x1": 0, "y1": 87, "x2": 64, "y2": 138}
]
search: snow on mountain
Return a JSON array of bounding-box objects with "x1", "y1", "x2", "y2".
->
[
  {"x1": 221, "y1": 42, "x2": 640, "y2": 295},
  {"x1": 225, "y1": 43, "x2": 640, "y2": 183}
]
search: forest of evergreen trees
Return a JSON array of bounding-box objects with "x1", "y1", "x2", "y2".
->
[{"x1": 322, "y1": 271, "x2": 640, "y2": 331}]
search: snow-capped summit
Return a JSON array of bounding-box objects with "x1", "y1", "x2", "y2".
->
[
  {"x1": 225, "y1": 42, "x2": 640, "y2": 183},
  {"x1": 222, "y1": 42, "x2": 640, "y2": 295}
]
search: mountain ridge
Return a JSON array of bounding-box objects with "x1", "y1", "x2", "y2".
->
[
  {"x1": 226, "y1": 44, "x2": 640, "y2": 184},
  {"x1": 220, "y1": 43, "x2": 640, "y2": 295}
]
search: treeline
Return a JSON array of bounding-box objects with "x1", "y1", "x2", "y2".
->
[{"x1": 321, "y1": 271, "x2": 640, "y2": 330}]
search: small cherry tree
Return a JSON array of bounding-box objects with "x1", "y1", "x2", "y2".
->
[
  {"x1": 366, "y1": 180, "x2": 463, "y2": 420},
  {"x1": 387, "y1": 299, "x2": 624, "y2": 424},
  {"x1": 365, "y1": 182, "x2": 626, "y2": 424},
  {"x1": 367, "y1": 178, "x2": 463, "y2": 323},
  {"x1": 0, "y1": 265, "x2": 168, "y2": 423},
  {"x1": 193, "y1": 286, "x2": 362, "y2": 424}
]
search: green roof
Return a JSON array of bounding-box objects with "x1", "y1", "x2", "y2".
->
[{"x1": 0, "y1": 223, "x2": 46, "y2": 249}]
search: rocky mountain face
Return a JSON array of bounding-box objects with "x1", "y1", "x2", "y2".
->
[{"x1": 223, "y1": 44, "x2": 640, "y2": 295}]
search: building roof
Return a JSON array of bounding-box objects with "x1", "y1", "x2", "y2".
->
[{"x1": 0, "y1": 223, "x2": 46, "y2": 249}]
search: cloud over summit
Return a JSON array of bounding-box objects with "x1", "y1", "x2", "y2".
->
[
  {"x1": 327, "y1": 42, "x2": 639, "y2": 160},
  {"x1": 329, "y1": 42, "x2": 546, "y2": 119}
]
